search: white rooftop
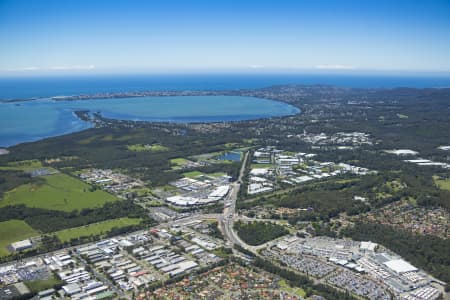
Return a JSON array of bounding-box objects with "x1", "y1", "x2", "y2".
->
[
  {"x1": 360, "y1": 241, "x2": 377, "y2": 251},
  {"x1": 250, "y1": 168, "x2": 269, "y2": 175},
  {"x1": 10, "y1": 239, "x2": 32, "y2": 249},
  {"x1": 385, "y1": 149, "x2": 419, "y2": 156},
  {"x1": 384, "y1": 259, "x2": 418, "y2": 274},
  {"x1": 176, "y1": 260, "x2": 198, "y2": 271}
]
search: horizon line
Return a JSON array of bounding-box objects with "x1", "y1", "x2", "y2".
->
[{"x1": 2, "y1": 69, "x2": 450, "y2": 78}]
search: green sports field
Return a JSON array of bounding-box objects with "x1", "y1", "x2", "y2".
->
[
  {"x1": 0, "y1": 173, "x2": 118, "y2": 212},
  {"x1": 0, "y1": 220, "x2": 38, "y2": 257},
  {"x1": 55, "y1": 217, "x2": 142, "y2": 242}
]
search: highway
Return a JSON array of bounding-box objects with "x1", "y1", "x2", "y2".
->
[
  {"x1": 144, "y1": 149, "x2": 250, "y2": 250},
  {"x1": 219, "y1": 151, "x2": 253, "y2": 250}
]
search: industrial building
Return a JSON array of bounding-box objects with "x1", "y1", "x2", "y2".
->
[{"x1": 9, "y1": 239, "x2": 32, "y2": 252}]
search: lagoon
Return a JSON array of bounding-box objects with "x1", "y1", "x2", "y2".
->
[{"x1": 0, "y1": 95, "x2": 299, "y2": 147}]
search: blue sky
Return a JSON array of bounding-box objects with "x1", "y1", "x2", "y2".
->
[{"x1": 1, "y1": 0, "x2": 450, "y2": 76}]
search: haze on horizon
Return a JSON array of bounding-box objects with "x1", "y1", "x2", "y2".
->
[{"x1": 1, "y1": 0, "x2": 450, "y2": 77}]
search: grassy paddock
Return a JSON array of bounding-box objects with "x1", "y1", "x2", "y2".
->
[
  {"x1": 170, "y1": 157, "x2": 188, "y2": 165},
  {"x1": 55, "y1": 217, "x2": 142, "y2": 242},
  {"x1": 182, "y1": 171, "x2": 204, "y2": 178},
  {"x1": 0, "y1": 173, "x2": 118, "y2": 212},
  {"x1": 0, "y1": 160, "x2": 43, "y2": 171},
  {"x1": 170, "y1": 157, "x2": 190, "y2": 169}
]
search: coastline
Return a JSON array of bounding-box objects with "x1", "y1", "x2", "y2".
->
[{"x1": 0, "y1": 91, "x2": 302, "y2": 148}]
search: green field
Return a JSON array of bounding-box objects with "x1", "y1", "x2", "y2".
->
[
  {"x1": 194, "y1": 172, "x2": 227, "y2": 180},
  {"x1": 170, "y1": 157, "x2": 190, "y2": 169},
  {"x1": 0, "y1": 173, "x2": 118, "y2": 212},
  {"x1": 0, "y1": 160, "x2": 43, "y2": 171},
  {"x1": 182, "y1": 171, "x2": 204, "y2": 178},
  {"x1": 434, "y1": 178, "x2": 450, "y2": 191},
  {"x1": 127, "y1": 143, "x2": 169, "y2": 152},
  {"x1": 170, "y1": 157, "x2": 188, "y2": 165},
  {"x1": 0, "y1": 220, "x2": 38, "y2": 257},
  {"x1": 55, "y1": 217, "x2": 142, "y2": 242}
]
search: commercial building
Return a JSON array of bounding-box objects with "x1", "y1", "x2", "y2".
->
[
  {"x1": 384, "y1": 259, "x2": 418, "y2": 274},
  {"x1": 9, "y1": 239, "x2": 32, "y2": 252}
]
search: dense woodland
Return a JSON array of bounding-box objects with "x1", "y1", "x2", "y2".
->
[{"x1": 234, "y1": 221, "x2": 289, "y2": 246}]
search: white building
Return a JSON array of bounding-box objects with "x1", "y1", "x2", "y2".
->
[
  {"x1": 384, "y1": 259, "x2": 418, "y2": 274},
  {"x1": 10, "y1": 239, "x2": 32, "y2": 252}
]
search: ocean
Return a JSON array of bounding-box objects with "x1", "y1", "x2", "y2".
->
[{"x1": 1, "y1": 73, "x2": 450, "y2": 100}]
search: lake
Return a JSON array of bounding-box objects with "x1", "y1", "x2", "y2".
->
[
  {"x1": 0, "y1": 95, "x2": 299, "y2": 147},
  {"x1": 216, "y1": 151, "x2": 242, "y2": 162}
]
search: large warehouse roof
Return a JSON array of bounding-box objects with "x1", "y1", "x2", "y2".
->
[{"x1": 384, "y1": 259, "x2": 418, "y2": 274}]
